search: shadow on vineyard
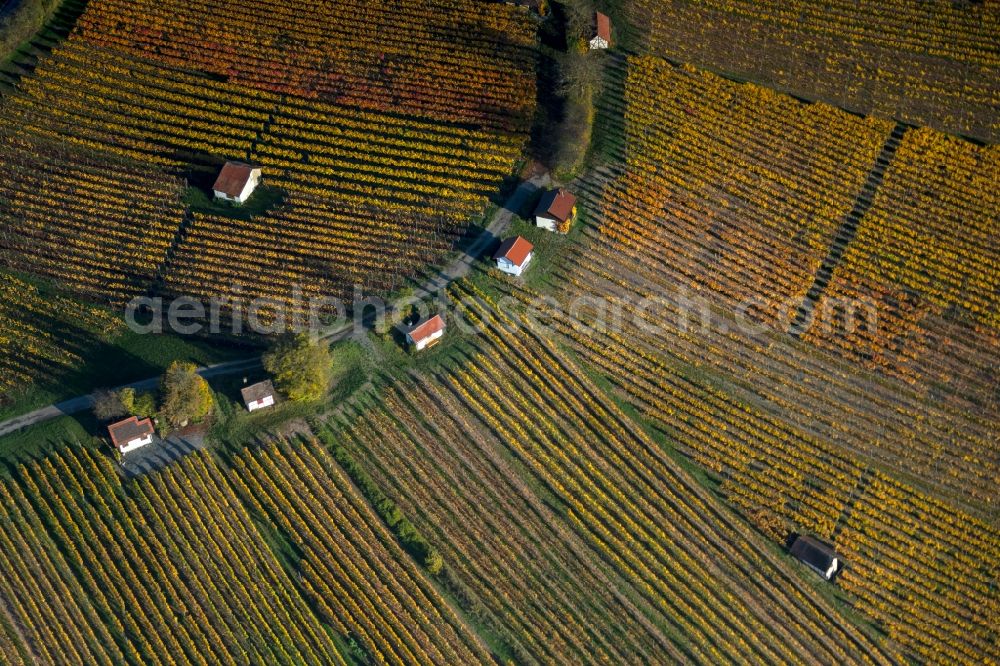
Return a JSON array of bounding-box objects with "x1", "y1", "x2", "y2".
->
[
  {"x1": 0, "y1": 0, "x2": 88, "y2": 88},
  {"x1": 527, "y1": 2, "x2": 568, "y2": 170}
]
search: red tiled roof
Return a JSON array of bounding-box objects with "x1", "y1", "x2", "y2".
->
[
  {"x1": 108, "y1": 416, "x2": 154, "y2": 449},
  {"x1": 213, "y1": 161, "x2": 257, "y2": 197},
  {"x1": 534, "y1": 188, "x2": 577, "y2": 223},
  {"x1": 241, "y1": 380, "x2": 275, "y2": 405},
  {"x1": 595, "y1": 12, "x2": 611, "y2": 41},
  {"x1": 409, "y1": 314, "x2": 445, "y2": 343},
  {"x1": 493, "y1": 236, "x2": 534, "y2": 267}
]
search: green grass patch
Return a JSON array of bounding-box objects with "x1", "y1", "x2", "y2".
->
[
  {"x1": 366, "y1": 309, "x2": 483, "y2": 382},
  {"x1": 1, "y1": 267, "x2": 255, "y2": 421},
  {"x1": 0, "y1": 414, "x2": 100, "y2": 468},
  {"x1": 208, "y1": 339, "x2": 374, "y2": 448},
  {"x1": 2, "y1": 328, "x2": 253, "y2": 421},
  {"x1": 504, "y1": 210, "x2": 587, "y2": 291},
  {"x1": 325, "y1": 339, "x2": 377, "y2": 403},
  {"x1": 249, "y1": 512, "x2": 304, "y2": 578},
  {"x1": 183, "y1": 183, "x2": 287, "y2": 221},
  {"x1": 209, "y1": 388, "x2": 316, "y2": 449},
  {"x1": 588, "y1": 54, "x2": 628, "y2": 166}
]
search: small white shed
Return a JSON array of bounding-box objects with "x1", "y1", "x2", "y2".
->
[
  {"x1": 406, "y1": 314, "x2": 445, "y2": 351},
  {"x1": 589, "y1": 12, "x2": 611, "y2": 50},
  {"x1": 493, "y1": 236, "x2": 534, "y2": 276},
  {"x1": 213, "y1": 161, "x2": 262, "y2": 204},
  {"x1": 241, "y1": 380, "x2": 276, "y2": 412},
  {"x1": 108, "y1": 416, "x2": 155, "y2": 454}
]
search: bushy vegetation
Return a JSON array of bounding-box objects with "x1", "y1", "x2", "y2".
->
[
  {"x1": 160, "y1": 361, "x2": 214, "y2": 428},
  {"x1": 263, "y1": 335, "x2": 333, "y2": 403},
  {"x1": 0, "y1": 0, "x2": 60, "y2": 60}
]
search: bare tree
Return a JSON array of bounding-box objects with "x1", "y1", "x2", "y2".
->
[
  {"x1": 558, "y1": 49, "x2": 606, "y2": 99},
  {"x1": 92, "y1": 389, "x2": 127, "y2": 422}
]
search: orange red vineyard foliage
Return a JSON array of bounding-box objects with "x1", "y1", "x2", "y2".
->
[
  {"x1": 608, "y1": 57, "x2": 891, "y2": 327},
  {"x1": 805, "y1": 128, "x2": 1000, "y2": 409},
  {"x1": 524, "y1": 242, "x2": 999, "y2": 665},
  {"x1": 76, "y1": 0, "x2": 536, "y2": 131},
  {"x1": 505, "y1": 55, "x2": 998, "y2": 665},
  {"x1": 0, "y1": 0, "x2": 534, "y2": 316}
]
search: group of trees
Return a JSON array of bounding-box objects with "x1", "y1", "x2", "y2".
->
[
  {"x1": 93, "y1": 361, "x2": 212, "y2": 429},
  {"x1": 263, "y1": 334, "x2": 333, "y2": 402},
  {"x1": 93, "y1": 334, "x2": 334, "y2": 432},
  {"x1": 543, "y1": 0, "x2": 608, "y2": 179}
]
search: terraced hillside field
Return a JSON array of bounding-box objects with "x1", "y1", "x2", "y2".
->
[
  {"x1": 0, "y1": 0, "x2": 535, "y2": 313},
  {"x1": 227, "y1": 440, "x2": 491, "y2": 666},
  {"x1": 604, "y1": 57, "x2": 893, "y2": 327},
  {"x1": 317, "y1": 280, "x2": 901, "y2": 665},
  {"x1": 0, "y1": 133, "x2": 187, "y2": 301},
  {"x1": 76, "y1": 0, "x2": 536, "y2": 131},
  {"x1": 525, "y1": 55, "x2": 999, "y2": 665},
  {"x1": 629, "y1": 0, "x2": 1000, "y2": 142},
  {"x1": 0, "y1": 448, "x2": 344, "y2": 665}
]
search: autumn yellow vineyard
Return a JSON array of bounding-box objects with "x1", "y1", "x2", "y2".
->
[
  {"x1": 630, "y1": 0, "x2": 1000, "y2": 141},
  {"x1": 0, "y1": 0, "x2": 534, "y2": 316},
  {"x1": 0, "y1": 1, "x2": 996, "y2": 665}
]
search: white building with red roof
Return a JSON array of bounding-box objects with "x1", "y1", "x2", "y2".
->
[
  {"x1": 493, "y1": 236, "x2": 534, "y2": 276},
  {"x1": 213, "y1": 161, "x2": 262, "y2": 204},
  {"x1": 406, "y1": 314, "x2": 445, "y2": 351},
  {"x1": 108, "y1": 416, "x2": 155, "y2": 454},
  {"x1": 590, "y1": 12, "x2": 611, "y2": 50},
  {"x1": 534, "y1": 188, "x2": 578, "y2": 233}
]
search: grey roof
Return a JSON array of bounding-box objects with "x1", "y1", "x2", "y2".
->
[
  {"x1": 789, "y1": 535, "x2": 839, "y2": 576},
  {"x1": 241, "y1": 380, "x2": 275, "y2": 405},
  {"x1": 108, "y1": 417, "x2": 154, "y2": 447}
]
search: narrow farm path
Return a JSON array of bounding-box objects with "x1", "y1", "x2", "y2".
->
[
  {"x1": 412, "y1": 173, "x2": 550, "y2": 299},
  {"x1": 0, "y1": 175, "x2": 550, "y2": 438},
  {"x1": 0, "y1": 359, "x2": 263, "y2": 438}
]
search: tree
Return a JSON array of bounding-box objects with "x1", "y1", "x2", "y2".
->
[
  {"x1": 558, "y1": 49, "x2": 606, "y2": 99},
  {"x1": 423, "y1": 548, "x2": 444, "y2": 575},
  {"x1": 160, "y1": 361, "x2": 213, "y2": 428},
  {"x1": 118, "y1": 388, "x2": 136, "y2": 414},
  {"x1": 132, "y1": 392, "x2": 157, "y2": 419},
  {"x1": 92, "y1": 389, "x2": 127, "y2": 421},
  {"x1": 263, "y1": 334, "x2": 333, "y2": 402},
  {"x1": 561, "y1": 0, "x2": 597, "y2": 51}
]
